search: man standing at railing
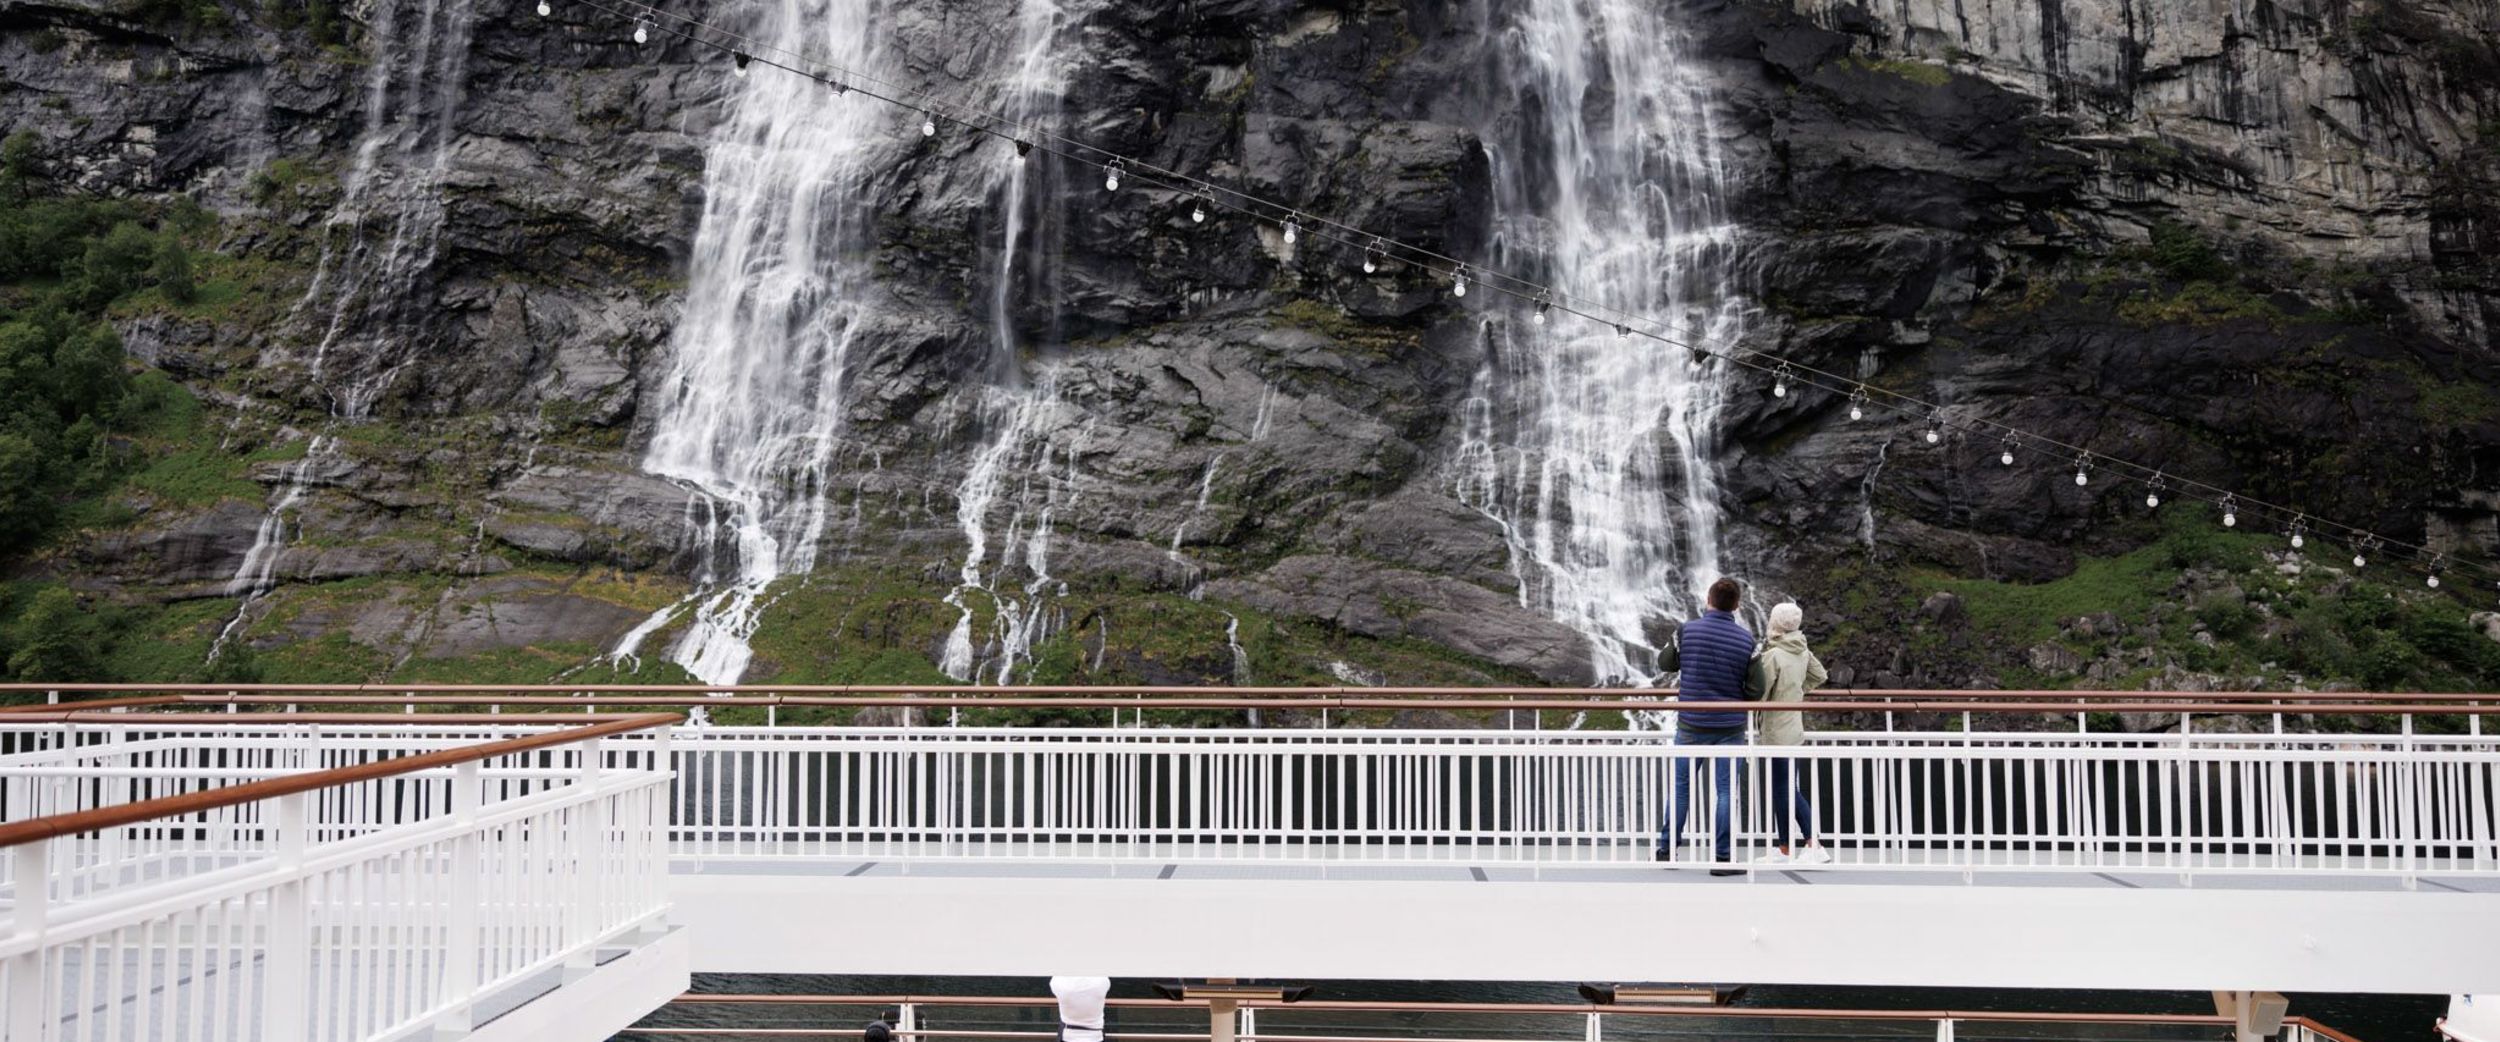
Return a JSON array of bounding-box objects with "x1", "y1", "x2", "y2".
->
[{"x1": 1659, "y1": 577, "x2": 1753, "y2": 876}]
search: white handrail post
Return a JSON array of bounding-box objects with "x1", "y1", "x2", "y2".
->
[
  {"x1": 265, "y1": 792, "x2": 312, "y2": 1042},
  {"x1": 438, "y1": 760, "x2": 484, "y2": 1038},
  {"x1": 4, "y1": 839, "x2": 51, "y2": 1042},
  {"x1": 1935, "y1": 1017, "x2": 1955, "y2": 1042},
  {"x1": 567, "y1": 740, "x2": 608, "y2": 980}
]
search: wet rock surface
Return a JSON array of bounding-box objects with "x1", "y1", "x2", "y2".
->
[{"x1": 3, "y1": 0, "x2": 2495, "y2": 683}]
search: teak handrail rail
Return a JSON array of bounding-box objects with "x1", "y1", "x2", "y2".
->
[
  {"x1": 0, "y1": 681, "x2": 2492, "y2": 702},
  {"x1": 0, "y1": 690, "x2": 2494, "y2": 717},
  {"x1": 0, "y1": 711, "x2": 680, "y2": 849}
]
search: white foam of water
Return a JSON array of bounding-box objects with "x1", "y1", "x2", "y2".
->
[
  {"x1": 935, "y1": 0, "x2": 1076, "y2": 683},
  {"x1": 294, "y1": 0, "x2": 477, "y2": 419},
  {"x1": 1456, "y1": 0, "x2": 1750, "y2": 692},
  {"x1": 612, "y1": 0, "x2": 885, "y2": 685},
  {"x1": 1859, "y1": 437, "x2": 1893, "y2": 548},
  {"x1": 207, "y1": 435, "x2": 333, "y2": 662}
]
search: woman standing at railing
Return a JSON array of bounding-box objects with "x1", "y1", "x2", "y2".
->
[{"x1": 1751, "y1": 602, "x2": 1832, "y2": 866}]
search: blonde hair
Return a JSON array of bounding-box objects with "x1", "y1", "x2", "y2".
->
[{"x1": 1768, "y1": 602, "x2": 1804, "y2": 636}]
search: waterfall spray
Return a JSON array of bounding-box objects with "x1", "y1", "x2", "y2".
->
[
  {"x1": 613, "y1": 0, "x2": 883, "y2": 685},
  {"x1": 1455, "y1": 0, "x2": 1750, "y2": 697}
]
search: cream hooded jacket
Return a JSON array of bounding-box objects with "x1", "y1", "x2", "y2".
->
[{"x1": 1747, "y1": 630, "x2": 1828, "y2": 746}]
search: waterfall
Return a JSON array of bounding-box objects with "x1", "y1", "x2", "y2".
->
[
  {"x1": 936, "y1": 0, "x2": 1075, "y2": 684},
  {"x1": 1456, "y1": 0, "x2": 1750, "y2": 688},
  {"x1": 940, "y1": 372, "x2": 1074, "y2": 684},
  {"x1": 615, "y1": 0, "x2": 883, "y2": 685},
  {"x1": 297, "y1": 0, "x2": 476, "y2": 418},
  {"x1": 211, "y1": 0, "x2": 475, "y2": 664}
]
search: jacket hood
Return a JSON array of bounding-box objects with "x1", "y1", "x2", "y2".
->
[{"x1": 1766, "y1": 631, "x2": 1811, "y2": 653}]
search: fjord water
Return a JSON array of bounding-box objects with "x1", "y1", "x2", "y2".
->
[
  {"x1": 620, "y1": 977, "x2": 2443, "y2": 1042},
  {"x1": 1455, "y1": 0, "x2": 1747, "y2": 687},
  {"x1": 618, "y1": 0, "x2": 884, "y2": 684}
]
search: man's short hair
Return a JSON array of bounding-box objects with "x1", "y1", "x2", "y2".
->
[{"x1": 1707, "y1": 578, "x2": 1741, "y2": 612}]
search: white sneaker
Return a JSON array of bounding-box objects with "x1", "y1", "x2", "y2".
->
[
  {"x1": 1754, "y1": 849, "x2": 1792, "y2": 865},
  {"x1": 1794, "y1": 845, "x2": 1832, "y2": 866}
]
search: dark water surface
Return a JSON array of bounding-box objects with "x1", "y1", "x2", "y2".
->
[{"x1": 619, "y1": 975, "x2": 2443, "y2": 1042}]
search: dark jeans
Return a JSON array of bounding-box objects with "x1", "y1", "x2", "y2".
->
[
  {"x1": 1661, "y1": 727, "x2": 1745, "y2": 860},
  {"x1": 1767, "y1": 757, "x2": 1815, "y2": 848}
]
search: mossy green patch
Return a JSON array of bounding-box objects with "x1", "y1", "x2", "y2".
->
[{"x1": 1842, "y1": 55, "x2": 1953, "y2": 87}]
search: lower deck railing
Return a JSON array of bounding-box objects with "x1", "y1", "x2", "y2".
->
[{"x1": 0, "y1": 721, "x2": 676, "y2": 1042}]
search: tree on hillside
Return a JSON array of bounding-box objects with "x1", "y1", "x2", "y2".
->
[{"x1": 5, "y1": 587, "x2": 104, "y2": 681}]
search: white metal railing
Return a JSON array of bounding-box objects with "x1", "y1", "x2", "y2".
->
[
  {"x1": 6, "y1": 722, "x2": 2494, "y2": 880},
  {"x1": 657, "y1": 727, "x2": 2500, "y2": 876},
  {"x1": 1, "y1": 731, "x2": 674, "y2": 1042}
]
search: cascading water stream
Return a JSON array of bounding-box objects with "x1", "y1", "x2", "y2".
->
[
  {"x1": 613, "y1": 0, "x2": 883, "y2": 685},
  {"x1": 1455, "y1": 0, "x2": 1751, "y2": 690},
  {"x1": 209, "y1": 0, "x2": 474, "y2": 663},
  {"x1": 937, "y1": 0, "x2": 1077, "y2": 684}
]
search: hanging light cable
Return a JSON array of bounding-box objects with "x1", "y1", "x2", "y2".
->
[{"x1": 560, "y1": 0, "x2": 2497, "y2": 597}]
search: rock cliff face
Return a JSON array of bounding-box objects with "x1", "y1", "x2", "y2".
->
[{"x1": 1, "y1": 0, "x2": 2494, "y2": 692}]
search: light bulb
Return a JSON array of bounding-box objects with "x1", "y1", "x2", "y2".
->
[
  {"x1": 1849, "y1": 403, "x2": 1863, "y2": 421},
  {"x1": 1773, "y1": 379, "x2": 1786, "y2": 398},
  {"x1": 1533, "y1": 299, "x2": 1550, "y2": 325},
  {"x1": 732, "y1": 51, "x2": 751, "y2": 77},
  {"x1": 2075, "y1": 469, "x2": 2089, "y2": 486},
  {"x1": 633, "y1": 20, "x2": 647, "y2": 43},
  {"x1": 2224, "y1": 510, "x2": 2238, "y2": 528},
  {"x1": 921, "y1": 118, "x2": 936, "y2": 137},
  {"x1": 1453, "y1": 270, "x2": 1468, "y2": 298},
  {"x1": 2000, "y1": 443, "x2": 2015, "y2": 466},
  {"x1": 1283, "y1": 219, "x2": 1299, "y2": 245},
  {"x1": 1105, "y1": 170, "x2": 1120, "y2": 191},
  {"x1": 1362, "y1": 254, "x2": 1377, "y2": 274},
  {"x1": 1192, "y1": 201, "x2": 1207, "y2": 223},
  {"x1": 2147, "y1": 492, "x2": 2162, "y2": 509},
  {"x1": 2354, "y1": 552, "x2": 2367, "y2": 569},
  {"x1": 535, "y1": 0, "x2": 549, "y2": 14},
  {"x1": 2428, "y1": 574, "x2": 2442, "y2": 589},
  {"x1": 2291, "y1": 532, "x2": 2305, "y2": 549},
  {"x1": 1924, "y1": 429, "x2": 1940, "y2": 444}
]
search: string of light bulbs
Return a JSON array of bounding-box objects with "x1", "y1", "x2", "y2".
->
[{"x1": 539, "y1": 0, "x2": 2496, "y2": 600}]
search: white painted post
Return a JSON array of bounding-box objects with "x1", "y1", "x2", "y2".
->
[
  {"x1": 1935, "y1": 1018, "x2": 1954, "y2": 1042},
  {"x1": 567, "y1": 740, "x2": 607, "y2": 980},
  {"x1": 265, "y1": 793, "x2": 312, "y2": 1042},
  {"x1": 437, "y1": 760, "x2": 483, "y2": 1038},
  {"x1": 4, "y1": 840, "x2": 51, "y2": 1042}
]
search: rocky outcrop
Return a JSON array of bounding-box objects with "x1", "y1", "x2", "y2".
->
[{"x1": 4, "y1": 0, "x2": 2494, "y2": 686}]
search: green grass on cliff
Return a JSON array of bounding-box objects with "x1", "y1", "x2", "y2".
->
[{"x1": 1836, "y1": 503, "x2": 2500, "y2": 695}]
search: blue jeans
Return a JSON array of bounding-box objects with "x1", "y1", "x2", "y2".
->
[
  {"x1": 1767, "y1": 757, "x2": 1815, "y2": 848},
  {"x1": 1662, "y1": 727, "x2": 1745, "y2": 860}
]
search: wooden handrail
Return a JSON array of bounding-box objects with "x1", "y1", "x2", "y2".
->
[
  {"x1": 0, "y1": 712, "x2": 680, "y2": 849},
  {"x1": 0, "y1": 682, "x2": 2491, "y2": 702},
  {"x1": 0, "y1": 691, "x2": 2491, "y2": 719}
]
